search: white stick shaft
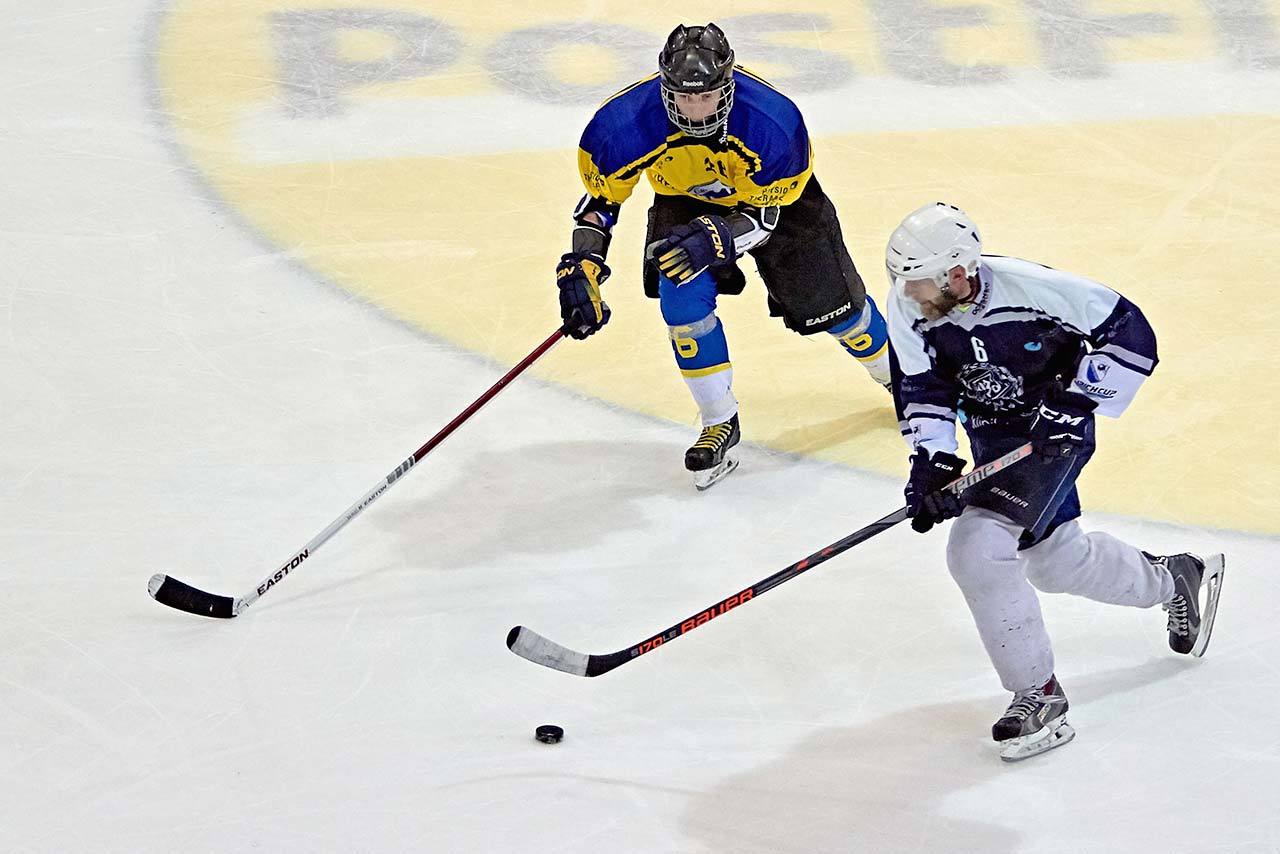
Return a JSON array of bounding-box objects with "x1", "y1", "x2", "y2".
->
[{"x1": 237, "y1": 454, "x2": 417, "y2": 611}]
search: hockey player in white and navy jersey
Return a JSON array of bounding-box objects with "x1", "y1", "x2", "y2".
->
[{"x1": 883, "y1": 202, "x2": 1225, "y2": 762}]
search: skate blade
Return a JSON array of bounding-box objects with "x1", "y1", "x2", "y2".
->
[
  {"x1": 998, "y1": 719, "x2": 1076, "y2": 763},
  {"x1": 693, "y1": 457, "x2": 739, "y2": 491},
  {"x1": 1191, "y1": 553, "x2": 1225, "y2": 658}
]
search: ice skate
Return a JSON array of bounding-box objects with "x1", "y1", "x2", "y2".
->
[
  {"x1": 1149, "y1": 552, "x2": 1225, "y2": 657},
  {"x1": 685, "y1": 414, "x2": 740, "y2": 491},
  {"x1": 993, "y1": 675, "x2": 1075, "y2": 762}
]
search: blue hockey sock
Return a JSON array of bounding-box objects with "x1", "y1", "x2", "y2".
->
[
  {"x1": 829, "y1": 294, "x2": 891, "y2": 386},
  {"x1": 829, "y1": 294, "x2": 888, "y2": 361},
  {"x1": 659, "y1": 270, "x2": 737, "y2": 425}
]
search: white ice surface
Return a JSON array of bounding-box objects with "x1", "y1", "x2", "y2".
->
[{"x1": 2, "y1": 4, "x2": 1278, "y2": 854}]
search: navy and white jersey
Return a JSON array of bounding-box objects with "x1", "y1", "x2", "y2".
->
[{"x1": 887, "y1": 255, "x2": 1158, "y2": 456}]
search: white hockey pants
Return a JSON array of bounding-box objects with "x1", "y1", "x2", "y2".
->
[{"x1": 945, "y1": 507, "x2": 1175, "y2": 692}]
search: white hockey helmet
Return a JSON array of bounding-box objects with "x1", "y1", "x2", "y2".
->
[{"x1": 885, "y1": 202, "x2": 982, "y2": 292}]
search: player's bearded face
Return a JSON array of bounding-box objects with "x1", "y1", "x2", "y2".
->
[
  {"x1": 903, "y1": 279, "x2": 962, "y2": 320},
  {"x1": 903, "y1": 268, "x2": 975, "y2": 319}
]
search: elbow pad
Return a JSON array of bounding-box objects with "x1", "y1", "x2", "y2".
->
[
  {"x1": 729, "y1": 205, "x2": 780, "y2": 254},
  {"x1": 572, "y1": 194, "x2": 621, "y2": 260}
]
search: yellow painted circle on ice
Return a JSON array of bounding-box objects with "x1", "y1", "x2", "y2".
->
[{"x1": 154, "y1": 0, "x2": 1280, "y2": 532}]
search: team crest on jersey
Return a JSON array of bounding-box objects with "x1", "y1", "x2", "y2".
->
[
  {"x1": 687, "y1": 178, "x2": 735, "y2": 200},
  {"x1": 958, "y1": 363, "x2": 1025, "y2": 411},
  {"x1": 1085, "y1": 358, "x2": 1111, "y2": 383}
]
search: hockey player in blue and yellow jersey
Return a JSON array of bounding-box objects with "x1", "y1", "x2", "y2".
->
[
  {"x1": 884, "y1": 202, "x2": 1225, "y2": 762},
  {"x1": 555, "y1": 23, "x2": 890, "y2": 489}
]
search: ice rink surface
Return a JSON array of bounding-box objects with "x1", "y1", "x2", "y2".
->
[{"x1": 3, "y1": 2, "x2": 1279, "y2": 852}]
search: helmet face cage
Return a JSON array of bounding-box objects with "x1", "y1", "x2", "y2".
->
[
  {"x1": 658, "y1": 23, "x2": 735, "y2": 137},
  {"x1": 660, "y1": 81, "x2": 735, "y2": 137}
]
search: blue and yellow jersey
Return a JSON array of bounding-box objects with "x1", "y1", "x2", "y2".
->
[{"x1": 577, "y1": 68, "x2": 814, "y2": 210}]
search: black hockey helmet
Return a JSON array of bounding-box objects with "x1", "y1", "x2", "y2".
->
[{"x1": 658, "y1": 23, "x2": 735, "y2": 137}]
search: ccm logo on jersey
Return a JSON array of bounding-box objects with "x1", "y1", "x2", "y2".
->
[
  {"x1": 805, "y1": 301, "x2": 852, "y2": 327},
  {"x1": 1036, "y1": 403, "x2": 1085, "y2": 425}
]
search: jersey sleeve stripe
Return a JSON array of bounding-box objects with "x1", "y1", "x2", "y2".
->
[
  {"x1": 1095, "y1": 343, "x2": 1156, "y2": 374},
  {"x1": 615, "y1": 145, "x2": 669, "y2": 181},
  {"x1": 904, "y1": 402, "x2": 957, "y2": 420},
  {"x1": 724, "y1": 138, "x2": 762, "y2": 175}
]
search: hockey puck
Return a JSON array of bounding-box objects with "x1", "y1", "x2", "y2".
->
[{"x1": 535, "y1": 724, "x2": 564, "y2": 744}]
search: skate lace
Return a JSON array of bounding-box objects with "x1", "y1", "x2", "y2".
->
[
  {"x1": 1003, "y1": 690, "x2": 1044, "y2": 722},
  {"x1": 1166, "y1": 595, "x2": 1190, "y2": 637},
  {"x1": 693, "y1": 423, "x2": 733, "y2": 450}
]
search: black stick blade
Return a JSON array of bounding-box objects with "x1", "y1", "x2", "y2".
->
[{"x1": 148, "y1": 573, "x2": 238, "y2": 618}]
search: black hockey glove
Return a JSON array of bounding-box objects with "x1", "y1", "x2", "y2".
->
[
  {"x1": 556, "y1": 253, "x2": 611, "y2": 340},
  {"x1": 1029, "y1": 382, "x2": 1097, "y2": 460},
  {"x1": 905, "y1": 450, "x2": 967, "y2": 534},
  {"x1": 645, "y1": 214, "x2": 736, "y2": 285}
]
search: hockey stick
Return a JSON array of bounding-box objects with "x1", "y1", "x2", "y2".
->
[
  {"x1": 148, "y1": 327, "x2": 567, "y2": 618},
  {"x1": 508, "y1": 442, "x2": 1034, "y2": 676}
]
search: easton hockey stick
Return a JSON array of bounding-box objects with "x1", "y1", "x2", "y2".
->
[
  {"x1": 508, "y1": 442, "x2": 1034, "y2": 676},
  {"x1": 148, "y1": 327, "x2": 567, "y2": 618}
]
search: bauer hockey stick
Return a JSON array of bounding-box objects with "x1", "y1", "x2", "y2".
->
[
  {"x1": 148, "y1": 327, "x2": 567, "y2": 618},
  {"x1": 508, "y1": 442, "x2": 1034, "y2": 676}
]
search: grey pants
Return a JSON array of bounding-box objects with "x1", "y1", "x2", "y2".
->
[{"x1": 946, "y1": 507, "x2": 1175, "y2": 692}]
